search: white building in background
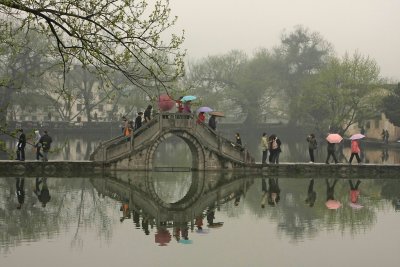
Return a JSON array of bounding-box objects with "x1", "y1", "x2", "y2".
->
[{"x1": 347, "y1": 113, "x2": 400, "y2": 142}]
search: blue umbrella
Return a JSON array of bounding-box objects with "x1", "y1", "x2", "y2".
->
[
  {"x1": 181, "y1": 95, "x2": 197, "y2": 102},
  {"x1": 196, "y1": 106, "x2": 213, "y2": 113},
  {"x1": 178, "y1": 239, "x2": 193, "y2": 244}
]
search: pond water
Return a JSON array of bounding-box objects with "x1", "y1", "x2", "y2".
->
[{"x1": 1, "y1": 172, "x2": 400, "y2": 267}]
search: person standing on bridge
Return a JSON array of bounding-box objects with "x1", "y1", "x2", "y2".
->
[
  {"x1": 261, "y1": 133, "x2": 268, "y2": 165},
  {"x1": 197, "y1": 111, "x2": 205, "y2": 124},
  {"x1": 183, "y1": 100, "x2": 192, "y2": 113},
  {"x1": 39, "y1": 130, "x2": 52, "y2": 162},
  {"x1": 144, "y1": 105, "x2": 152, "y2": 123},
  {"x1": 135, "y1": 111, "x2": 143, "y2": 130},
  {"x1": 208, "y1": 115, "x2": 217, "y2": 131}
]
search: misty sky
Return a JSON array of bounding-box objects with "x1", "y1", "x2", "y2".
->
[{"x1": 169, "y1": 0, "x2": 400, "y2": 80}]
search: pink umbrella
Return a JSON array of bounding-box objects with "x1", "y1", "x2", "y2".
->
[
  {"x1": 350, "y1": 133, "x2": 365, "y2": 140},
  {"x1": 325, "y1": 200, "x2": 342, "y2": 209},
  {"x1": 158, "y1": 94, "x2": 175, "y2": 111},
  {"x1": 326, "y1": 133, "x2": 343, "y2": 143}
]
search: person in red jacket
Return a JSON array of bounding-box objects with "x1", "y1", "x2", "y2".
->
[
  {"x1": 196, "y1": 112, "x2": 205, "y2": 124},
  {"x1": 349, "y1": 139, "x2": 361, "y2": 164}
]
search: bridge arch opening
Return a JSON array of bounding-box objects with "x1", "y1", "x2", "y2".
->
[
  {"x1": 153, "y1": 135, "x2": 193, "y2": 169},
  {"x1": 147, "y1": 131, "x2": 205, "y2": 171}
]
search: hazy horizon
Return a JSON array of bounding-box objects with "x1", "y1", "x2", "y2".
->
[{"x1": 170, "y1": 0, "x2": 400, "y2": 80}]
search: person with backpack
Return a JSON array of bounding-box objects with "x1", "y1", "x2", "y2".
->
[
  {"x1": 306, "y1": 133, "x2": 318, "y2": 163},
  {"x1": 39, "y1": 130, "x2": 52, "y2": 162}
]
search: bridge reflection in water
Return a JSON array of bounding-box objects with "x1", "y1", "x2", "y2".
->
[{"x1": 91, "y1": 172, "x2": 254, "y2": 245}]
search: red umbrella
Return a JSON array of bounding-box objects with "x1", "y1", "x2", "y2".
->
[
  {"x1": 326, "y1": 134, "x2": 343, "y2": 143},
  {"x1": 155, "y1": 229, "x2": 172, "y2": 246},
  {"x1": 325, "y1": 200, "x2": 342, "y2": 209},
  {"x1": 158, "y1": 94, "x2": 175, "y2": 111}
]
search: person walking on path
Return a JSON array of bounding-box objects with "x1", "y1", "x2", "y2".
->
[
  {"x1": 349, "y1": 139, "x2": 362, "y2": 164},
  {"x1": 16, "y1": 129, "x2": 26, "y2": 161},
  {"x1": 39, "y1": 130, "x2": 52, "y2": 162},
  {"x1": 260, "y1": 133, "x2": 268, "y2": 165},
  {"x1": 144, "y1": 105, "x2": 152, "y2": 123},
  {"x1": 135, "y1": 112, "x2": 143, "y2": 130},
  {"x1": 235, "y1": 133, "x2": 242, "y2": 146},
  {"x1": 269, "y1": 134, "x2": 281, "y2": 164},
  {"x1": 325, "y1": 141, "x2": 338, "y2": 164},
  {"x1": 306, "y1": 133, "x2": 317, "y2": 163},
  {"x1": 34, "y1": 130, "x2": 43, "y2": 161},
  {"x1": 208, "y1": 115, "x2": 217, "y2": 131}
]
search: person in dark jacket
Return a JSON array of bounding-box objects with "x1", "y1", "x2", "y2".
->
[
  {"x1": 144, "y1": 105, "x2": 152, "y2": 123},
  {"x1": 16, "y1": 177, "x2": 25, "y2": 209},
  {"x1": 135, "y1": 111, "x2": 143, "y2": 130},
  {"x1": 325, "y1": 141, "x2": 338, "y2": 164},
  {"x1": 306, "y1": 133, "x2": 317, "y2": 163},
  {"x1": 16, "y1": 129, "x2": 26, "y2": 161},
  {"x1": 269, "y1": 134, "x2": 282, "y2": 164},
  {"x1": 208, "y1": 115, "x2": 217, "y2": 130},
  {"x1": 39, "y1": 130, "x2": 52, "y2": 162},
  {"x1": 235, "y1": 133, "x2": 242, "y2": 146}
]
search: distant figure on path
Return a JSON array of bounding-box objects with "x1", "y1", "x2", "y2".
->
[
  {"x1": 325, "y1": 141, "x2": 338, "y2": 164},
  {"x1": 34, "y1": 130, "x2": 43, "y2": 161},
  {"x1": 16, "y1": 129, "x2": 26, "y2": 161},
  {"x1": 306, "y1": 133, "x2": 317, "y2": 163},
  {"x1": 235, "y1": 133, "x2": 242, "y2": 146},
  {"x1": 260, "y1": 133, "x2": 268, "y2": 165},
  {"x1": 349, "y1": 139, "x2": 362, "y2": 164}
]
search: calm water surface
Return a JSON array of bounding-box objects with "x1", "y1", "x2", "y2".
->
[{"x1": 1, "y1": 172, "x2": 400, "y2": 267}]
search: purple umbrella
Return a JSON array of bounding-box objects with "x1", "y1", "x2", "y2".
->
[
  {"x1": 196, "y1": 106, "x2": 213, "y2": 113},
  {"x1": 350, "y1": 133, "x2": 366, "y2": 140}
]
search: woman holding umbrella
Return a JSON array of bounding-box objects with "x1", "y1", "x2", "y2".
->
[
  {"x1": 325, "y1": 133, "x2": 341, "y2": 164},
  {"x1": 349, "y1": 134, "x2": 364, "y2": 164}
]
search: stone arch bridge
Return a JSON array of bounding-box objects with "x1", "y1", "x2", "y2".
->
[{"x1": 90, "y1": 113, "x2": 254, "y2": 171}]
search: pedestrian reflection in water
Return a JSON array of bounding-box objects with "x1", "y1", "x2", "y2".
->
[
  {"x1": 33, "y1": 177, "x2": 51, "y2": 208},
  {"x1": 349, "y1": 179, "x2": 363, "y2": 209},
  {"x1": 381, "y1": 148, "x2": 389, "y2": 163},
  {"x1": 142, "y1": 216, "x2": 150, "y2": 235},
  {"x1": 133, "y1": 208, "x2": 140, "y2": 227},
  {"x1": 206, "y1": 206, "x2": 224, "y2": 228},
  {"x1": 119, "y1": 199, "x2": 130, "y2": 222},
  {"x1": 305, "y1": 178, "x2": 316, "y2": 207},
  {"x1": 325, "y1": 179, "x2": 341, "y2": 210},
  {"x1": 268, "y1": 178, "x2": 280, "y2": 206},
  {"x1": 16, "y1": 178, "x2": 25, "y2": 210},
  {"x1": 261, "y1": 178, "x2": 268, "y2": 208}
]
